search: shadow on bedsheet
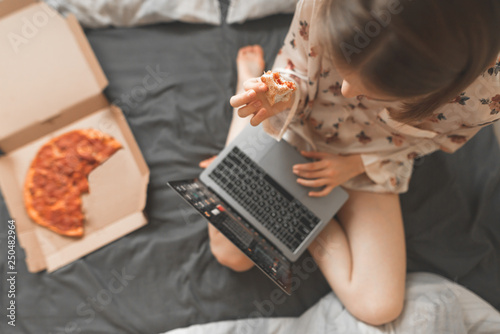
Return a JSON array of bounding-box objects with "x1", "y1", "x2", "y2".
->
[{"x1": 0, "y1": 12, "x2": 499, "y2": 334}]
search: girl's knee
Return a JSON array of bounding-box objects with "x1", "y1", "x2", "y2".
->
[{"x1": 349, "y1": 296, "x2": 404, "y2": 326}]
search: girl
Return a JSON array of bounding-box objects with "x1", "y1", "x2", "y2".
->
[{"x1": 203, "y1": 0, "x2": 500, "y2": 325}]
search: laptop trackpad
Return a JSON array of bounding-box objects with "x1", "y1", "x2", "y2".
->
[{"x1": 258, "y1": 142, "x2": 310, "y2": 198}]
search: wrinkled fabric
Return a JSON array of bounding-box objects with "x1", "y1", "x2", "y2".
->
[
  {"x1": 0, "y1": 3, "x2": 499, "y2": 333},
  {"x1": 44, "y1": 0, "x2": 221, "y2": 27},
  {"x1": 164, "y1": 273, "x2": 500, "y2": 334}
]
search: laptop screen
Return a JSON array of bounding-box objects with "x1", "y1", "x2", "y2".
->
[{"x1": 168, "y1": 179, "x2": 292, "y2": 295}]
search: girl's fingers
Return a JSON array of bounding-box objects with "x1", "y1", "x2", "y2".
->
[
  {"x1": 308, "y1": 185, "x2": 335, "y2": 198},
  {"x1": 237, "y1": 100, "x2": 264, "y2": 118},
  {"x1": 296, "y1": 178, "x2": 329, "y2": 188},
  {"x1": 250, "y1": 108, "x2": 269, "y2": 126},
  {"x1": 293, "y1": 168, "x2": 331, "y2": 179},
  {"x1": 229, "y1": 78, "x2": 267, "y2": 109},
  {"x1": 243, "y1": 78, "x2": 268, "y2": 93},
  {"x1": 293, "y1": 159, "x2": 329, "y2": 172},
  {"x1": 230, "y1": 89, "x2": 257, "y2": 108},
  {"x1": 300, "y1": 151, "x2": 331, "y2": 159}
]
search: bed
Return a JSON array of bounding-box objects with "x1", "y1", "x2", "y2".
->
[{"x1": 1, "y1": 1, "x2": 500, "y2": 333}]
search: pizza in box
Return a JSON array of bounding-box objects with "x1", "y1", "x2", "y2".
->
[{"x1": 24, "y1": 129, "x2": 121, "y2": 237}]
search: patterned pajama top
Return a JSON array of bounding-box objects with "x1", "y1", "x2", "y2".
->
[{"x1": 262, "y1": 0, "x2": 500, "y2": 193}]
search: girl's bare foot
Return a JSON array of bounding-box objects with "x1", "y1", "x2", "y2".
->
[{"x1": 236, "y1": 45, "x2": 266, "y2": 94}]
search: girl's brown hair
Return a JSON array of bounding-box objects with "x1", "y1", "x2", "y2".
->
[{"x1": 320, "y1": 0, "x2": 500, "y2": 123}]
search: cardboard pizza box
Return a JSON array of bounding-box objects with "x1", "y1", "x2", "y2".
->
[{"x1": 0, "y1": 0, "x2": 150, "y2": 272}]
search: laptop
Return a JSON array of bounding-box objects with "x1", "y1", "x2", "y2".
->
[{"x1": 167, "y1": 124, "x2": 348, "y2": 295}]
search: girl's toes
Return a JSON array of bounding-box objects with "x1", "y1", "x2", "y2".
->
[
  {"x1": 253, "y1": 45, "x2": 264, "y2": 56},
  {"x1": 238, "y1": 45, "x2": 253, "y2": 56}
]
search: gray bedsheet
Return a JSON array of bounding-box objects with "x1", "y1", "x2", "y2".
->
[{"x1": 1, "y1": 3, "x2": 500, "y2": 333}]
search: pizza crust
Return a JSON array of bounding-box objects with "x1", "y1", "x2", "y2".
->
[
  {"x1": 260, "y1": 71, "x2": 296, "y2": 106},
  {"x1": 24, "y1": 129, "x2": 122, "y2": 237}
]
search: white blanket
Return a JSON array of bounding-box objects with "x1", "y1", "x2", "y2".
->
[
  {"x1": 164, "y1": 273, "x2": 500, "y2": 334},
  {"x1": 44, "y1": 0, "x2": 221, "y2": 27}
]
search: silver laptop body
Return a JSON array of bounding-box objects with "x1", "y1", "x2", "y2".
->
[{"x1": 199, "y1": 124, "x2": 349, "y2": 262}]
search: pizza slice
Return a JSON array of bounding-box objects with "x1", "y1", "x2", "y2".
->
[
  {"x1": 24, "y1": 129, "x2": 122, "y2": 237},
  {"x1": 260, "y1": 71, "x2": 297, "y2": 106}
]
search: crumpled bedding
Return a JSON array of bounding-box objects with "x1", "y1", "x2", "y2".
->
[
  {"x1": 1, "y1": 2, "x2": 500, "y2": 333},
  {"x1": 164, "y1": 273, "x2": 500, "y2": 334},
  {"x1": 44, "y1": 0, "x2": 221, "y2": 27}
]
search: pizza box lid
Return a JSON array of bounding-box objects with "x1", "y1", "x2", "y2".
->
[
  {"x1": 0, "y1": 0, "x2": 150, "y2": 273},
  {"x1": 0, "y1": 0, "x2": 108, "y2": 153}
]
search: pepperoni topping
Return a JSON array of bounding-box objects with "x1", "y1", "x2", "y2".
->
[
  {"x1": 54, "y1": 131, "x2": 83, "y2": 151},
  {"x1": 25, "y1": 129, "x2": 122, "y2": 237},
  {"x1": 76, "y1": 177, "x2": 89, "y2": 193},
  {"x1": 32, "y1": 173, "x2": 47, "y2": 187}
]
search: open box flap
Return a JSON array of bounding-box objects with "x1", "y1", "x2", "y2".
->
[
  {"x1": 0, "y1": 103, "x2": 150, "y2": 273},
  {"x1": 0, "y1": 0, "x2": 108, "y2": 152}
]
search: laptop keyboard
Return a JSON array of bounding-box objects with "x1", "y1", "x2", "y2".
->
[{"x1": 208, "y1": 147, "x2": 320, "y2": 252}]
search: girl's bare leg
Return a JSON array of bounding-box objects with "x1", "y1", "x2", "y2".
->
[
  {"x1": 209, "y1": 48, "x2": 405, "y2": 325},
  {"x1": 225, "y1": 45, "x2": 265, "y2": 145},
  {"x1": 208, "y1": 45, "x2": 265, "y2": 272},
  {"x1": 308, "y1": 189, "x2": 406, "y2": 325}
]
